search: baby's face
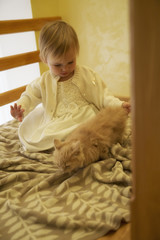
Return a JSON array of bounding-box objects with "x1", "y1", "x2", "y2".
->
[{"x1": 47, "y1": 48, "x2": 76, "y2": 80}]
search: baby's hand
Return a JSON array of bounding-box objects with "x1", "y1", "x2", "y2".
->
[
  {"x1": 122, "y1": 101, "x2": 131, "y2": 114},
  {"x1": 10, "y1": 103, "x2": 25, "y2": 122}
]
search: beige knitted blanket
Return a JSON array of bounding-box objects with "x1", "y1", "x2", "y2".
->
[{"x1": 0, "y1": 118, "x2": 132, "y2": 240}]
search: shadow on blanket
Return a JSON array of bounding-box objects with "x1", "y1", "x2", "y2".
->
[{"x1": 0, "y1": 118, "x2": 132, "y2": 240}]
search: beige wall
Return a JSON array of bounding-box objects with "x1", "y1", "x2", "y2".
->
[{"x1": 31, "y1": 0, "x2": 130, "y2": 97}]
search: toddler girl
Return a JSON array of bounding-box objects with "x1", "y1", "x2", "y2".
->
[{"x1": 10, "y1": 20, "x2": 130, "y2": 152}]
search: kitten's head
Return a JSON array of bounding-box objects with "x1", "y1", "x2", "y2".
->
[{"x1": 53, "y1": 139, "x2": 85, "y2": 172}]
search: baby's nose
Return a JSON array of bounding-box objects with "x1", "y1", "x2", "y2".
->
[{"x1": 62, "y1": 65, "x2": 68, "y2": 71}]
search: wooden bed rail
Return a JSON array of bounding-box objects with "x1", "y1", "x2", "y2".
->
[
  {"x1": 0, "y1": 85, "x2": 26, "y2": 107},
  {"x1": 0, "y1": 51, "x2": 40, "y2": 71},
  {"x1": 0, "y1": 17, "x2": 61, "y2": 34}
]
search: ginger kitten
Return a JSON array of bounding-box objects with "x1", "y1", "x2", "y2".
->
[{"x1": 53, "y1": 106, "x2": 128, "y2": 172}]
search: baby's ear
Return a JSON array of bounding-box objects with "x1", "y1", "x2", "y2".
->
[{"x1": 54, "y1": 139, "x2": 63, "y2": 149}]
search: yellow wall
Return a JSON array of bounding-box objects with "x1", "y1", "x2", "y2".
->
[
  {"x1": 30, "y1": 0, "x2": 59, "y2": 73},
  {"x1": 31, "y1": 0, "x2": 130, "y2": 97}
]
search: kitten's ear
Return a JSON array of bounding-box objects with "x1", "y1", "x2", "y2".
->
[
  {"x1": 71, "y1": 140, "x2": 80, "y2": 150},
  {"x1": 54, "y1": 139, "x2": 63, "y2": 149}
]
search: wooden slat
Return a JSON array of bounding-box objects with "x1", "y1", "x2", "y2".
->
[
  {"x1": 0, "y1": 51, "x2": 40, "y2": 71},
  {"x1": 0, "y1": 17, "x2": 61, "y2": 34},
  {"x1": 0, "y1": 85, "x2": 26, "y2": 106}
]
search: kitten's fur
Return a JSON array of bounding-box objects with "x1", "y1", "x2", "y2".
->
[{"x1": 54, "y1": 106, "x2": 128, "y2": 172}]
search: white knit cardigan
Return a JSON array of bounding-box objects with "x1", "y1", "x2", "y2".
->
[{"x1": 17, "y1": 65, "x2": 122, "y2": 121}]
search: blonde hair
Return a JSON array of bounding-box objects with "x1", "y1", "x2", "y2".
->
[{"x1": 39, "y1": 20, "x2": 80, "y2": 62}]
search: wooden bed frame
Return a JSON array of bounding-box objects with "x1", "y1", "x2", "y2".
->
[{"x1": 1, "y1": 0, "x2": 160, "y2": 238}]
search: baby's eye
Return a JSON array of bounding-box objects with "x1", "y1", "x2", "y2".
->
[
  {"x1": 54, "y1": 64, "x2": 61, "y2": 67},
  {"x1": 68, "y1": 61, "x2": 73, "y2": 65}
]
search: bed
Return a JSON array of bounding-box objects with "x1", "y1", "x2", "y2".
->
[{"x1": 0, "y1": 17, "x2": 132, "y2": 240}]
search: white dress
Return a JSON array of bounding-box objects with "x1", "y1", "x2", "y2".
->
[{"x1": 18, "y1": 78, "x2": 99, "y2": 152}]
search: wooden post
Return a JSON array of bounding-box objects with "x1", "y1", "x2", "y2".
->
[{"x1": 130, "y1": 0, "x2": 160, "y2": 239}]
